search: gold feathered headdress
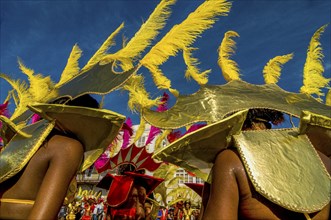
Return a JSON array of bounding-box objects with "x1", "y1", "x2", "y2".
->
[{"x1": 144, "y1": 25, "x2": 330, "y2": 215}]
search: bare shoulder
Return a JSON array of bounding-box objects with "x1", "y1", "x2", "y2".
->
[
  {"x1": 47, "y1": 134, "x2": 84, "y2": 162},
  {"x1": 317, "y1": 150, "x2": 331, "y2": 175},
  {"x1": 214, "y1": 149, "x2": 244, "y2": 173}
]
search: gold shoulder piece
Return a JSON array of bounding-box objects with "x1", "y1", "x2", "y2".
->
[
  {"x1": 0, "y1": 120, "x2": 55, "y2": 183},
  {"x1": 234, "y1": 129, "x2": 330, "y2": 213},
  {"x1": 143, "y1": 81, "x2": 331, "y2": 129},
  {"x1": 299, "y1": 111, "x2": 331, "y2": 157},
  {"x1": 28, "y1": 104, "x2": 126, "y2": 171},
  {"x1": 0, "y1": 115, "x2": 32, "y2": 145},
  {"x1": 48, "y1": 62, "x2": 138, "y2": 102},
  {"x1": 152, "y1": 110, "x2": 247, "y2": 181}
]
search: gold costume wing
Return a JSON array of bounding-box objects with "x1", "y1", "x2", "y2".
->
[{"x1": 143, "y1": 80, "x2": 331, "y2": 129}]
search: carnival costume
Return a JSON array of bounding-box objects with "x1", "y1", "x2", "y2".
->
[
  {"x1": 145, "y1": 26, "x2": 331, "y2": 217},
  {"x1": 0, "y1": 25, "x2": 140, "y2": 207},
  {"x1": 1, "y1": 0, "x2": 328, "y2": 218},
  {"x1": 96, "y1": 122, "x2": 164, "y2": 219}
]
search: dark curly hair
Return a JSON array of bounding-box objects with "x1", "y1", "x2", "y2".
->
[{"x1": 242, "y1": 108, "x2": 284, "y2": 130}]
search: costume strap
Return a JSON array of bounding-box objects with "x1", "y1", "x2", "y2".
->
[
  {"x1": 304, "y1": 213, "x2": 311, "y2": 220},
  {"x1": 0, "y1": 198, "x2": 35, "y2": 205}
]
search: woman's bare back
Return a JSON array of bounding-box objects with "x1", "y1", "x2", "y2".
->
[{"x1": 0, "y1": 134, "x2": 83, "y2": 219}]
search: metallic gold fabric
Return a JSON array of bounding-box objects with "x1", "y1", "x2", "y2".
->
[
  {"x1": 47, "y1": 62, "x2": 138, "y2": 103},
  {"x1": 28, "y1": 104, "x2": 126, "y2": 171},
  {"x1": 143, "y1": 80, "x2": 331, "y2": 129},
  {"x1": 152, "y1": 110, "x2": 247, "y2": 181},
  {"x1": 11, "y1": 62, "x2": 137, "y2": 125},
  {"x1": 0, "y1": 198, "x2": 35, "y2": 205},
  {"x1": 0, "y1": 120, "x2": 55, "y2": 183},
  {"x1": 299, "y1": 111, "x2": 331, "y2": 157},
  {"x1": 0, "y1": 115, "x2": 31, "y2": 146},
  {"x1": 234, "y1": 129, "x2": 331, "y2": 213}
]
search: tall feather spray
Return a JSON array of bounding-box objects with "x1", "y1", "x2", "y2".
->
[
  {"x1": 102, "y1": 0, "x2": 176, "y2": 115},
  {"x1": 263, "y1": 53, "x2": 294, "y2": 84},
  {"x1": 82, "y1": 23, "x2": 124, "y2": 72},
  {"x1": 145, "y1": 93, "x2": 170, "y2": 146},
  {"x1": 217, "y1": 30, "x2": 240, "y2": 82},
  {"x1": 183, "y1": 47, "x2": 211, "y2": 85},
  {"x1": 326, "y1": 89, "x2": 331, "y2": 106},
  {"x1": 300, "y1": 24, "x2": 330, "y2": 101},
  {"x1": 141, "y1": 0, "x2": 232, "y2": 91},
  {"x1": 18, "y1": 59, "x2": 54, "y2": 102},
  {"x1": 0, "y1": 74, "x2": 29, "y2": 121},
  {"x1": 56, "y1": 44, "x2": 83, "y2": 87},
  {"x1": 122, "y1": 117, "x2": 133, "y2": 149},
  {"x1": 101, "y1": 0, "x2": 177, "y2": 71},
  {"x1": 122, "y1": 74, "x2": 161, "y2": 143}
]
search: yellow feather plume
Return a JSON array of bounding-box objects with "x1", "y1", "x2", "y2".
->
[
  {"x1": 300, "y1": 24, "x2": 330, "y2": 101},
  {"x1": 122, "y1": 74, "x2": 161, "y2": 112},
  {"x1": 101, "y1": 0, "x2": 176, "y2": 71},
  {"x1": 141, "y1": 0, "x2": 232, "y2": 89},
  {"x1": 326, "y1": 89, "x2": 331, "y2": 106},
  {"x1": 3, "y1": 91, "x2": 12, "y2": 103},
  {"x1": 56, "y1": 44, "x2": 82, "y2": 87},
  {"x1": 82, "y1": 23, "x2": 124, "y2": 72},
  {"x1": 18, "y1": 59, "x2": 54, "y2": 102},
  {"x1": 217, "y1": 30, "x2": 240, "y2": 82},
  {"x1": 154, "y1": 129, "x2": 171, "y2": 151},
  {"x1": 133, "y1": 116, "x2": 146, "y2": 144},
  {"x1": 183, "y1": 47, "x2": 211, "y2": 85},
  {"x1": 0, "y1": 74, "x2": 30, "y2": 121},
  {"x1": 263, "y1": 53, "x2": 294, "y2": 84}
]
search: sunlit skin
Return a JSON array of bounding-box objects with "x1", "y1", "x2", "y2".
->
[
  {"x1": 0, "y1": 133, "x2": 84, "y2": 220},
  {"x1": 201, "y1": 122, "x2": 331, "y2": 220}
]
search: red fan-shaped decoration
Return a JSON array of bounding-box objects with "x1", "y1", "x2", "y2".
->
[
  {"x1": 184, "y1": 183, "x2": 204, "y2": 197},
  {"x1": 96, "y1": 144, "x2": 162, "y2": 173}
]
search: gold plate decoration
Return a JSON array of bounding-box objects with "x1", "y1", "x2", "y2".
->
[
  {"x1": 234, "y1": 129, "x2": 331, "y2": 213},
  {"x1": 152, "y1": 110, "x2": 247, "y2": 181},
  {"x1": 299, "y1": 111, "x2": 331, "y2": 157},
  {"x1": 28, "y1": 104, "x2": 126, "y2": 171},
  {"x1": 0, "y1": 120, "x2": 55, "y2": 183},
  {"x1": 143, "y1": 80, "x2": 331, "y2": 129}
]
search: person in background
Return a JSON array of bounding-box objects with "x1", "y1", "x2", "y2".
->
[
  {"x1": 182, "y1": 201, "x2": 193, "y2": 220},
  {"x1": 144, "y1": 199, "x2": 154, "y2": 220},
  {"x1": 156, "y1": 206, "x2": 167, "y2": 220}
]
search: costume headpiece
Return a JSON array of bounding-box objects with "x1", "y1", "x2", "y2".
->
[
  {"x1": 0, "y1": 0, "x2": 231, "y2": 207},
  {"x1": 144, "y1": 26, "x2": 330, "y2": 214},
  {"x1": 96, "y1": 118, "x2": 164, "y2": 207}
]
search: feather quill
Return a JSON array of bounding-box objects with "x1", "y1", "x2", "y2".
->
[
  {"x1": 300, "y1": 24, "x2": 330, "y2": 101},
  {"x1": 123, "y1": 74, "x2": 161, "y2": 112},
  {"x1": 326, "y1": 89, "x2": 331, "y2": 106},
  {"x1": 0, "y1": 74, "x2": 30, "y2": 121},
  {"x1": 101, "y1": 0, "x2": 176, "y2": 71},
  {"x1": 82, "y1": 23, "x2": 124, "y2": 72},
  {"x1": 133, "y1": 116, "x2": 146, "y2": 144},
  {"x1": 18, "y1": 59, "x2": 54, "y2": 102},
  {"x1": 141, "y1": 0, "x2": 232, "y2": 90},
  {"x1": 154, "y1": 129, "x2": 171, "y2": 151},
  {"x1": 122, "y1": 118, "x2": 133, "y2": 149},
  {"x1": 183, "y1": 47, "x2": 211, "y2": 85},
  {"x1": 263, "y1": 53, "x2": 294, "y2": 84},
  {"x1": 145, "y1": 92, "x2": 170, "y2": 146},
  {"x1": 217, "y1": 30, "x2": 240, "y2": 81},
  {"x1": 56, "y1": 44, "x2": 82, "y2": 87}
]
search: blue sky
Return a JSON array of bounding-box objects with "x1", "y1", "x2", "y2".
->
[{"x1": 1, "y1": 0, "x2": 330, "y2": 126}]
